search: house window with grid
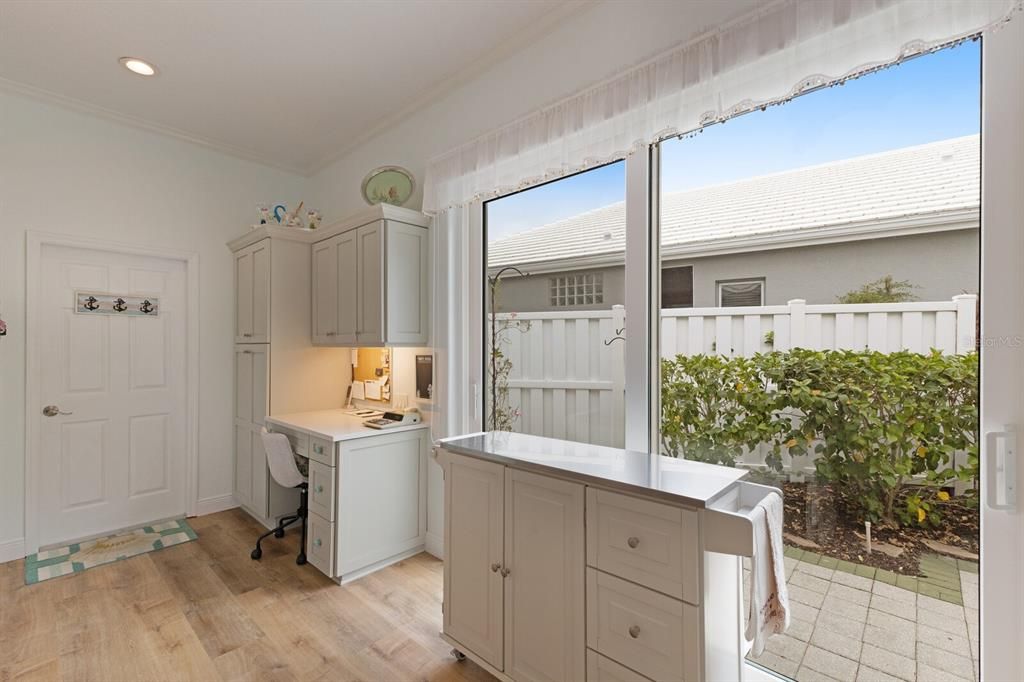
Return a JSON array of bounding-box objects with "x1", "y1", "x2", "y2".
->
[
  {"x1": 717, "y1": 278, "x2": 765, "y2": 307},
  {"x1": 549, "y1": 273, "x2": 604, "y2": 307}
]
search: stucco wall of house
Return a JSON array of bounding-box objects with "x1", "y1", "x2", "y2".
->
[{"x1": 489, "y1": 229, "x2": 979, "y2": 312}]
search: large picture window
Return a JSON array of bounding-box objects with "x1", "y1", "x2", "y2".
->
[{"x1": 483, "y1": 161, "x2": 626, "y2": 447}]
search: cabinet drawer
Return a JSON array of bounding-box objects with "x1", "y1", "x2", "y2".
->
[
  {"x1": 308, "y1": 460, "x2": 335, "y2": 521},
  {"x1": 306, "y1": 511, "x2": 335, "y2": 577},
  {"x1": 586, "y1": 488, "x2": 699, "y2": 603},
  {"x1": 308, "y1": 437, "x2": 335, "y2": 466},
  {"x1": 586, "y1": 650, "x2": 653, "y2": 682},
  {"x1": 586, "y1": 569, "x2": 699, "y2": 682},
  {"x1": 270, "y1": 426, "x2": 308, "y2": 459}
]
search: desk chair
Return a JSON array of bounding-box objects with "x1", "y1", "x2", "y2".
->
[{"x1": 251, "y1": 428, "x2": 308, "y2": 565}]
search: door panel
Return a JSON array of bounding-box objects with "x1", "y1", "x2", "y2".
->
[
  {"x1": 312, "y1": 238, "x2": 339, "y2": 343},
  {"x1": 38, "y1": 244, "x2": 187, "y2": 546},
  {"x1": 250, "y1": 241, "x2": 270, "y2": 343},
  {"x1": 444, "y1": 454, "x2": 505, "y2": 670},
  {"x1": 234, "y1": 421, "x2": 252, "y2": 508},
  {"x1": 504, "y1": 469, "x2": 585, "y2": 682},
  {"x1": 336, "y1": 231, "x2": 358, "y2": 344},
  {"x1": 356, "y1": 222, "x2": 383, "y2": 345},
  {"x1": 385, "y1": 222, "x2": 429, "y2": 344},
  {"x1": 235, "y1": 246, "x2": 253, "y2": 341}
]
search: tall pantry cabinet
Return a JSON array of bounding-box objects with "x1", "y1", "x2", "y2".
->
[{"x1": 228, "y1": 228, "x2": 349, "y2": 528}]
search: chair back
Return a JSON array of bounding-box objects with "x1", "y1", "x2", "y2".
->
[{"x1": 260, "y1": 428, "x2": 306, "y2": 488}]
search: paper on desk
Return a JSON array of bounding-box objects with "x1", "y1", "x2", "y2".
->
[
  {"x1": 365, "y1": 380, "x2": 382, "y2": 400},
  {"x1": 351, "y1": 381, "x2": 365, "y2": 400}
]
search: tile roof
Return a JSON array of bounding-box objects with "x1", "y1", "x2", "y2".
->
[{"x1": 487, "y1": 135, "x2": 980, "y2": 269}]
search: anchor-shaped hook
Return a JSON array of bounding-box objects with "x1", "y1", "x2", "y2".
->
[
  {"x1": 84, "y1": 296, "x2": 99, "y2": 311},
  {"x1": 113, "y1": 297, "x2": 128, "y2": 312},
  {"x1": 140, "y1": 299, "x2": 155, "y2": 314},
  {"x1": 604, "y1": 327, "x2": 626, "y2": 346}
]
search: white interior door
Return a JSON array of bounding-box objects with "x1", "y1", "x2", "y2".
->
[{"x1": 36, "y1": 244, "x2": 187, "y2": 547}]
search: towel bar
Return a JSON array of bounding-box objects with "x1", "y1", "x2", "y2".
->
[{"x1": 704, "y1": 480, "x2": 782, "y2": 557}]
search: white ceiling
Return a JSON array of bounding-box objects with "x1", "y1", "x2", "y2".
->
[{"x1": 0, "y1": 0, "x2": 585, "y2": 175}]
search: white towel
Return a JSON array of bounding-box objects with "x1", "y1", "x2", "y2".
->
[{"x1": 745, "y1": 491, "x2": 790, "y2": 656}]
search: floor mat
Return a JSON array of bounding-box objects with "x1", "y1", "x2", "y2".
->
[{"x1": 24, "y1": 519, "x2": 197, "y2": 584}]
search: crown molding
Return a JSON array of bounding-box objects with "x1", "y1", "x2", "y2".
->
[
  {"x1": 304, "y1": 0, "x2": 596, "y2": 175},
  {"x1": 0, "y1": 75, "x2": 309, "y2": 176}
]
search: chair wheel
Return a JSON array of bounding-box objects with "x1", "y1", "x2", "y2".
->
[
  {"x1": 274, "y1": 528, "x2": 285, "y2": 538},
  {"x1": 451, "y1": 649, "x2": 466, "y2": 662},
  {"x1": 296, "y1": 553, "x2": 307, "y2": 566},
  {"x1": 250, "y1": 547, "x2": 262, "y2": 560}
]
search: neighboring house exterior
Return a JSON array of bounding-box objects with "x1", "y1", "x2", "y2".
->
[{"x1": 487, "y1": 136, "x2": 980, "y2": 312}]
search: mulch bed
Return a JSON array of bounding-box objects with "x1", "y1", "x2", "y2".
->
[{"x1": 766, "y1": 478, "x2": 979, "y2": 576}]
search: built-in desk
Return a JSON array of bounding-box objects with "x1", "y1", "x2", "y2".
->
[{"x1": 266, "y1": 409, "x2": 430, "y2": 583}]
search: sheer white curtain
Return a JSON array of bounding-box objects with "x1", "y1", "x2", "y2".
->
[
  {"x1": 423, "y1": 0, "x2": 1018, "y2": 214},
  {"x1": 425, "y1": 0, "x2": 1019, "y2": 437},
  {"x1": 429, "y1": 203, "x2": 475, "y2": 440}
]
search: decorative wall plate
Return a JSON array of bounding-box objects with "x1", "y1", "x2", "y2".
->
[{"x1": 361, "y1": 166, "x2": 415, "y2": 206}]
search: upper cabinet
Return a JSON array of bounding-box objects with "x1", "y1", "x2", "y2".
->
[
  {"x1": 234, "y1": 239, "x2": 270, "y2": 343},
  {"x1": 312, "y1": 210, "x2": 429, "y2": 347}
]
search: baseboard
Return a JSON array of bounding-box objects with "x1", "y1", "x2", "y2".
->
[
  {"x1": 0, "y1": 537, "x2": 26, "y2": 564},
  {"x1": 425, "y1": 531, "x2": 443, "y2": 559},
  {"x1": 193, "y1": 494, "x2": 239, "y2": 517}
]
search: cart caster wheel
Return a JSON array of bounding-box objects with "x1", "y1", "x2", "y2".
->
[
  {"x1": 451, "y1": 649, "x2": 466, "y2": 662},
  {"x1": 274, "y1": 528, "x2": 285, "y2": 538},
  {"x1": 250, "y1": 547, "x2": 262, "y2": 560},
  {"x1": 296, "y1": 553, "x2": 307, "y2": 566}
]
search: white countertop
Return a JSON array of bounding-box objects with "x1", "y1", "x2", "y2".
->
[
  {"x1": 266, "y1": 409, "x2": 430, "y2": 443},
  {"x1": 439, "y1": 431, "x2": 747, "y2": 508}
]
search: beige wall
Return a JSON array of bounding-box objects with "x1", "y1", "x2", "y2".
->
[
  {"x1": 490, "y1": 229, "x2": 979, "y2": 312},
  {"x1": 0, "y1": 93, "x2": 306, "y2": 551}
]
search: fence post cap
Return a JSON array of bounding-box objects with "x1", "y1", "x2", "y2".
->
[
  {"x1": 787, "y1": 299, "x2": 807, "y2": 305},
  {"x1": 952, "y1": 293, "x2": 978, "y2": 301}
]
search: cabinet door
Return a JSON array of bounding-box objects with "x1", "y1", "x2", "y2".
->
[
  {"x1": 336, "y1": 230, "x2": 358, "y2": 345},
  {"x1": 235, "y1": 345, "x2": 269, "y2": 426},
  {"x1": 503, "y1": 469, "x2": 585, "y2": 682},
  {"x1": 355, "y1": 222, "x2": 383, "y2": 345},
  {"x1": 234, "y1": 239, "x2": 270, "y2": 343},
  {"x1": 443, "y1": 454, "x2": 505, "y2": 670},
  {"x1": 311, "y1": 237, "x2": 339, "y2": 344},
  {"x1": 385, "y1": 221, "x2": 429, "y2": 345}
]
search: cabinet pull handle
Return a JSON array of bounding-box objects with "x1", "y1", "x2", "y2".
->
[
  {"x1": 500, "y1": 567, "x2": 511, "y2": 578},
  {"x1": 628, "y1": 625, "x2": 640, "y2": 639},
  {"x1": 490, "y1": 562, "x2": 501, "y2": 573},
  {"x1": 627, "y1": 536, "x2": 640, "y2": 549},
  {"x1": 316, "y1": 485, "x2": 324, "y2": 494},
  {"x1": 242, "y1": 350, "x2": 252, "y2": 354},
  {"x1": 313, "y1": 538, "x2": 322, "y2": 548},
  {"x1": 243, "y1": 333, "x2": 253, "y2": 337}
]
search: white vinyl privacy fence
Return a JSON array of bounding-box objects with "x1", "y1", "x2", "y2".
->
[{"x1": 496, "y1": 295, "x2": 977, "y2": 453}]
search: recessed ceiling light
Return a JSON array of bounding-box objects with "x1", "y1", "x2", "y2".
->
[{"x1": 119, "y1": 57, "x2": 157, "y2": 77}]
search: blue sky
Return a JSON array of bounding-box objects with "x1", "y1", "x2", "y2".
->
[{"x1": 486, "y1": 41, "x2": 980, "y2": 243}]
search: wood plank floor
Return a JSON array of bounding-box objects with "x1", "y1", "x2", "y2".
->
[{"x1": 0, "y1": 509, "x2": 496, "y2": 682}]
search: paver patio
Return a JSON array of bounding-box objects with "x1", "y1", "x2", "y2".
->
[{"x1": 745, "y1": 554, "x2": 979, "y2": 682}]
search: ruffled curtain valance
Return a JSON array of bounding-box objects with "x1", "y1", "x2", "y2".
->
[{"x1": 423, "y1": 0, "x2": 1019, "y2": 214}]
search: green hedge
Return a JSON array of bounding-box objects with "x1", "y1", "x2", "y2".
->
[{"x1": 661, "y1": 349, "x2": 978, "y2": 527}]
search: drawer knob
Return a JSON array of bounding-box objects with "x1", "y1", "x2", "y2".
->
[
  {"x1": 628, "y1": 625, "x2": 640, "y2": 639},
  {"x1": 316, "y1": 485, "x2": 324, "y2": 494},
  {"x1": 490, "y1": 562, "x2": 501, "y2": 573},
  {"x1": 627, "y1": 536, "x2": 640, "y2": 549},
  {"x1": 500, "y1": 567, "x2": 511, "y2": 578},
  {"x1": 313, "y1": 538, "x2": 322, "y2": 548}
]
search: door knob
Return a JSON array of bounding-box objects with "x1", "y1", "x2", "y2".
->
[
  {"x1": 627, "y1": 536, "x2": 640, "y2": 549},
  {"x1": 42, "y1": 405, "x2": 72, "y2": 417},
  {"x1": 628, "y1": 625, "x2": 640, "y2": 639},
  {"x1": 490, "y1": 562, "x2": 501, "y2": 573}
]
